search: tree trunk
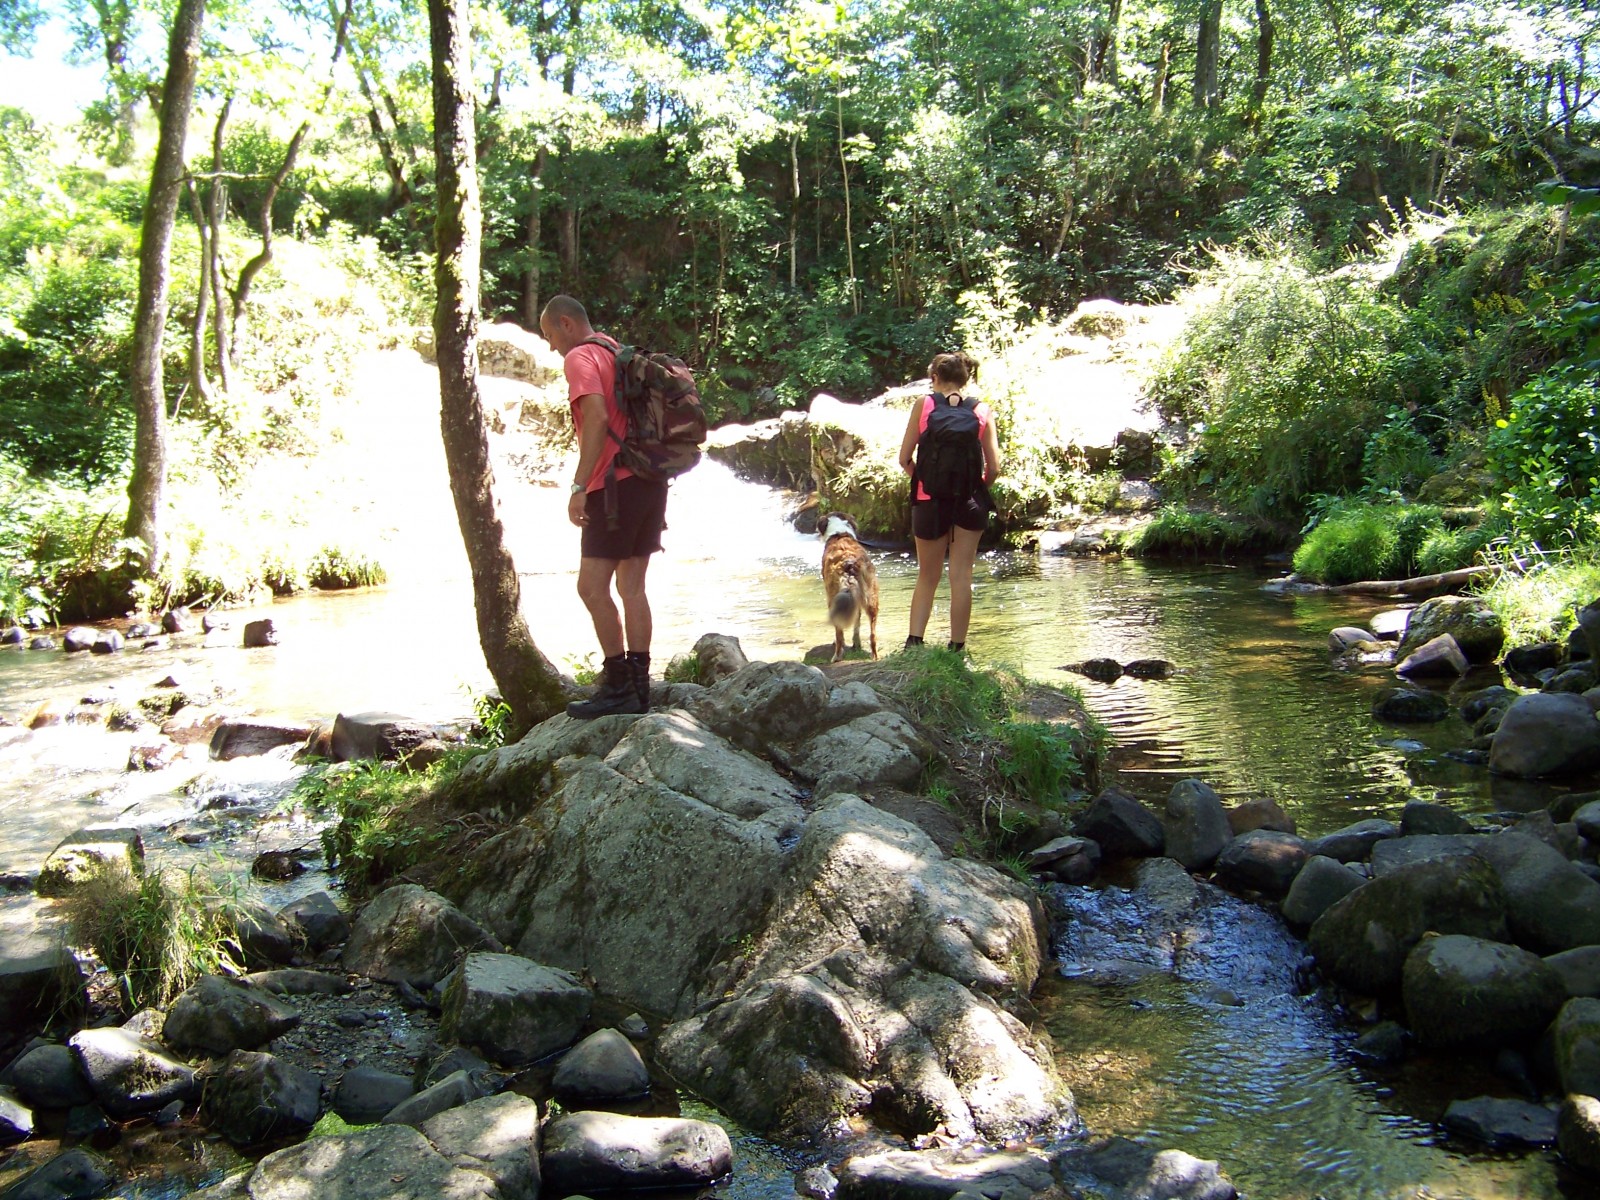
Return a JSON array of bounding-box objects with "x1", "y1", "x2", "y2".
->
[
  {"x1": 837, "y1": 90, "x2": 858, "y2": 315},
  {"x1": 522, "y1": 145, "x2": 548, "y2": 326},
  {"x1": 230, "y1": 120, "x2": 309, "y2": 356},
  {"x1": 184, "y1": 181, "x2": 218, "y2": 416},
  {"x1": 1250, "y1": 0, "x2": 1274, "y2": 118},
  {"x1": 1194, "y1": 0, "x2": 1221, "y2": 110},
  {"x1": 1153, "y1": 39, "x2": 1171, "y2": 109},
  {"x1": 124, "y1": 0, "x2": 205, "y2": 580},
  {"x1": 1089, "y1": 0, "x2": 1122, "y2": 84},
  {"x1": 788, "y1": 129, "x2": 799, "y2": 290},
  {"x1": 205, "y1": 100, "x2": 232, "y2": 393},
  {"x1": 428, "y1": 0, "x2": 567, "y2": 734}
]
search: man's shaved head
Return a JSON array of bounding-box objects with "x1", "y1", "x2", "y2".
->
[{"x1": 541, "y1": 294, "x2": 589, "y2": 326}]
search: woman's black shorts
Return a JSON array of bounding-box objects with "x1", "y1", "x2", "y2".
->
[
  {"x1": 912, "y1": 492, "x2": 990, "y2": 541},
  {"x1": 582, "y1": 475, "x2": 669, "y2": 560}
]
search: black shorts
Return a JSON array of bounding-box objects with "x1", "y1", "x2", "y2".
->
[
  {"x1": 582, "y1": 475, "x2": 668, "y2": 560},
  {"x1": 912, "y1": 492, "x2": 990, "y2": 541}
]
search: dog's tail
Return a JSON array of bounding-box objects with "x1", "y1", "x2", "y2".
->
[{"x1": 830, "y1": 567, "x2": 861, "y2": 628}]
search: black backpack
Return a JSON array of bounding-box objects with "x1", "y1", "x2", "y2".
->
[{"x1": 916, "y1": 395, "x2": 985, "y2": 500}]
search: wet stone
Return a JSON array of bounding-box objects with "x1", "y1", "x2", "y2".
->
[
  {"x1": 1442, "y1": 1096, "x2": 1557, "y2": 1149},
  {"x1": 552, "y1": 1029, "x2": 651, "y2": 1104},
  {"x1": 7, "y1": 1043, "x2": 93, "y2": 1109},
  {"x1": 334, "y1": 1066, "x2": 415, "y2": 1124},
  {"x1": 2, "y1": 1147, "x2": 116, "y2": 1200}
]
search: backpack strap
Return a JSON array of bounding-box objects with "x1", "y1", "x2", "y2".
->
[{"x1": 575, "y1": 334, "x2": 627, "y2": 530}]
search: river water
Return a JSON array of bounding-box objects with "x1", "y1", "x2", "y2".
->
[{"x1": 0, "y1": 452, "x2": 1591, "y2": 1197}]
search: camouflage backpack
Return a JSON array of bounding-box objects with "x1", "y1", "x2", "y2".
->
[{"x1": 580, "y1": 337, "x2": 707, "y2": 485}]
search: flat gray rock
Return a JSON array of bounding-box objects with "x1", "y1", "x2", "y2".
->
[
  {"x1": 248, "y1": 1124, "x2": 462, "y2": 1200},
  {"x1": 163, "y1": 975, "x2": 301, "y2": 1055},
  {"x1": 1163, "y1": 779, "x2": 1232, "y2": 873},
  {"x1": 835, "y1": 1147, "x2": 1055, "y2": 1200},
  {"x1": 1490, "y1": 693, "x2": 1600, "y2": 779},
  {"x1": 201, "y1": 1050, "x2": 322, "y2": 1146},
  {"x1": 381, "y1": 1069, "x2": 482, "y2": 1128},
  {"x1": 1370, "y1": 834, "x2": 1483, "y2": 875},
  {"x1": 6, "y1": 1043, "x2": 93, "y2": 1109},
  {"x1": 1281, "y1": 856, "x2": 1366, "y2": 928},
  {"x1": 68, "y1": 1027, "x2": 197, "y2": 1119},
  {"x1": 1442, "y1": 1096, "x2": 1557, "y2": 1148},
  {"x1": 1, "y1": 1148, "x2": 115, "y2": 1200},
  {"x1": 421, "y1": 1092, "x2": 541, "y2": 1200},
  {"x1": 342, "y1": 884, "x2": 503, "y2": 988},
  {"x1": 1547, "y1": 946, "x2": 1600, "y2": 997},
  {"x1": 790, "y1": 711, "x2": 931, "y2": 789},
  {"x1": 0, "y1": 1088, "x2": 33, "y2": 1144},
  {"x1": 541, "y1": 1112, "x2": 732, "y2": 1193},
  {"x1": 438, "y1": 953, "x2": 592, "y2": 1067},
  {"x1": 1306, "y1": 819, "x2": 1400, "y2": 863},
  {"x1": 333, "y1": 1066, "x2": 414, "y2": 1124}
]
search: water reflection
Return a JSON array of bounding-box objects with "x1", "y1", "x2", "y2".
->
[{"x1": 1044, "y1": 877, "x2": 1599, "y2": 1200}]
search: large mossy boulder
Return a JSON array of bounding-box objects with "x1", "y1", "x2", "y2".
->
[
  {"x1": 1401, "y1": 934, "x2": 1566, "y2": 1049},
  {"x1": 440, "y1": 659, "x2": 1076, "y2": 1145},
  {"x1": 1307, "y1": 855, "x2": 1508, "y2": 995},
  {"x1": 1396, "y1": 595, "x2": 1506, "y2": 665},
  {"x1": 657, "y1": 797, "x2": 1069, "y2": 1143}
]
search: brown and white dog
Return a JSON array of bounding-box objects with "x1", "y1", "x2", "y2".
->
[{"x1": 820, "y1": 513, "x2": 879, "y2": 663}]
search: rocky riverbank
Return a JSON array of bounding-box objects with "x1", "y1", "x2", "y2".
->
[{"x1": 0, "y1": 631, "x2": 1255, "y2": 1200}]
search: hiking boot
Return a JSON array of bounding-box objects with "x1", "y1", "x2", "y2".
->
[
  {"x1": 626, "y1": 651, "x2": 651, "y2": 710},
  {"x1": 566, "y1": 656, "x2": 645, "y2": 719}
]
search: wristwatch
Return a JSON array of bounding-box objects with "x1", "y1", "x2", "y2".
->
[{"x1": 569, "y1": 481, "x2": 585, "y2": 497}]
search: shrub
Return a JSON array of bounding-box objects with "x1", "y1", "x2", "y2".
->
[
  {"x1": 1126, "y1": 507, "x2": 1276, "y2": 557},
  {"x1": 1150, "y1": 244, "x2": 1442, "y2": 516},
  {"x1": 1479, "y1": 551, "x2": 1600, "y2": 645},
  {"x1": 307, "y1": 546, "x2": 387, "y2": 589},
  {"x1": 306, "y1": 749, "x2": 484, "y2": 898},
  {"x1": 1293, "y1": 505, "x2": 1401, "y2": 583},
  {"x1": 1488, "y1": 363, "x2": 1600, "y2": 551},
  {"x1": 1291, "y1": 500, "x2": 1490, "y2": 583},
  {"x1": 63, "y1": 866, "x2": 244, "y2": 1011}
]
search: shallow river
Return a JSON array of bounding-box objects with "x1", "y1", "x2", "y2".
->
[{"x1": 1, "y1": 461, "x2": 1593, "y2": 1199}]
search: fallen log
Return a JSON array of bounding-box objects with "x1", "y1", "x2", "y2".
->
[{"x1": 1262, "y1": 563, "x2": 1512, "y2": 598}]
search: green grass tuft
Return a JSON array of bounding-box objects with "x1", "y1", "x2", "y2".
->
[{"x1": 63, "y1": 866, "x2": 245, "y2": 1011}]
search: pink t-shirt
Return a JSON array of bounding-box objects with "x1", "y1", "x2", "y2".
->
[
  {"x1": 914, "y1": 393, "x2": 991, "y2": 503},
  {"x1": 562, "y1": 334, "x2": 633, "y2": 492}
]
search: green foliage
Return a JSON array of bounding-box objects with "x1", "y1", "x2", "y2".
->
[
  {"x1": 993, "y1": 718, "x2": 1083, "y2": 803},
  {"x1": 63, "y1": 865, "x2": 245, "y2": 1011},
  {"x1": 307, "y1": 546, "x2": 388, "y2": 590},
  {"x1": 662, "y1": 652, "x2": 701, "y2": 684},
  {"x1": 1479, "y1": 550, "x2": 1600, "y2": 646},
  {"x1": 861, "y1": 646, "x2": 1094, "y2": 808},
  {"x1": 1126, "y1": 508, "x2": 1275, "y2": 558},
  {"x1": 308, "y1": 749, "x2": 483, "y2": 898},
  {"x1": 1291, "y1": 500, "x2": 1491, "y2": 583},
  {"x1": 469, "y1": 691, "x2": 515, "y2": 748},
  {"x1": 1485, "y1": 193, "x2": 1600, "y2": 552},
  {"x1": 1151, "y1": 247, "x2": 1426, "y2": 515},
  {"x1": 567, "y1": 654, "x2": 600, "y2": 687}
]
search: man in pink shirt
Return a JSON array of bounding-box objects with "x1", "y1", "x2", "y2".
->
[{"x1": 539, "y1": 294, "x2": 668, "y2": 717}]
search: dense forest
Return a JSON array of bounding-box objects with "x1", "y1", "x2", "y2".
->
[{"x1": 0, "y1": 0, "x2": 1596, "y2": 622}]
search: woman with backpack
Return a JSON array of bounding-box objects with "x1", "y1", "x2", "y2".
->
[{"x1": 897, "y1": 351, "x2": 1001, "y2": 653}]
